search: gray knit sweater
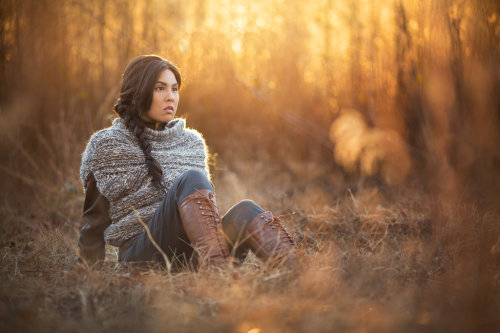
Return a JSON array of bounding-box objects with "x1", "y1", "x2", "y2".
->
[{"x1": 80, "y1": 118, "x2": 210, "y2": 247}]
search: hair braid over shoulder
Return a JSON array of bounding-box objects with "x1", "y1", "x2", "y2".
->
[
  {"x1": 114, "y1": 100, "x2": 166, "y2": 192},
  {"x1": 111, "y1": 55, "x2": 182, "y2": 192}
]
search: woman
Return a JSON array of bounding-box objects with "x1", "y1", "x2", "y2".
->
[{"x1": 78, "y1": 55, "x2": 296, "y2": 270}]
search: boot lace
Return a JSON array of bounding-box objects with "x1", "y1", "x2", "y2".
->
[
  {"x1": 191, "y1": 191, "x2": 228, "y2": 258},
  {"x1": 268, "y1": 213, "x2": 296, "y2": 247}
]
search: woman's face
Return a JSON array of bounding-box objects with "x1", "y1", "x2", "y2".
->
[{"x1": 141, "y1": 69, "x2": 179, "y2": 125}]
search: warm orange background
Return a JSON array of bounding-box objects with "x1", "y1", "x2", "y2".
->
[
  {"x1": 1, "y1": 0, "x2": 499, "y2": 199},
  {"x1": 0, "y1": 1, "x2": 499, "y2": 331}
]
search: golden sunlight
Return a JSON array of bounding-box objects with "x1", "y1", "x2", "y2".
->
[{"x1": 1, "y1": 0, "x2": 499, "y2": 331}]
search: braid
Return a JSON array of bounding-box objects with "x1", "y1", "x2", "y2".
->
[
  {"x1": 111, "y1": 55, "x2": 182, "y2": 192},
  {"x1": 114, "y1": 99, "x2": 166, "y2": 192}
]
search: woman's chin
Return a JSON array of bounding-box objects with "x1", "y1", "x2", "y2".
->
[{"x1": 159, "y1": 114, "x2": 175, "y2": 123}]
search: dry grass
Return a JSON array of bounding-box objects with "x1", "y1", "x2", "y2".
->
[
  {"x1": 1, "y1": 0, "x2": 499, "y2": 331},
  {"x1": 1, "y1": 161, "x2": 498, "y2": 333}
]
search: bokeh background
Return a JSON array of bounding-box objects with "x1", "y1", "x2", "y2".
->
[
  {"x1": 1, "y1": 0, "x2": 500, "y2": 196},
  {"x1": 1, "y1": 0, "x2": 499, "y2": 332}
]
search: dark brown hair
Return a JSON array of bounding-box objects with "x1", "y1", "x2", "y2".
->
[{"x1": 113, "y1": 55, "x2": 182, "y2": 191}]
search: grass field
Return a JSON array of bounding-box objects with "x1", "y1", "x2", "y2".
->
[{"x1": 1, "y1": 159, "x2": 498, "y2": 332}]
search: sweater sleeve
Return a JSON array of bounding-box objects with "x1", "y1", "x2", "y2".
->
[
  {"x1": 80, "y1": 132, "x2": 149, "y2": 201},
  {"x1": 78, "y1": 173, "x2": 111, "y2": 263}
]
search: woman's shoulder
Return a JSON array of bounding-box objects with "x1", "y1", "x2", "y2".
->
[
  {"x1": 80, "y1": 119, "x2": 140, "y2": 185},
  {"x1": 182, "y1": 124, "x2": 206, "y2": 146},
  {"x1": 87, "y1": 118, "x2": 133, "y2": 147},
  {"x1": 81, "y1": 119, "x2": 139, "y2": 166}
]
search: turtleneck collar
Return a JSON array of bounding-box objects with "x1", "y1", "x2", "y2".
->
[{"x1": 113, "y1": 117, "x2": 186, "y2": 141}]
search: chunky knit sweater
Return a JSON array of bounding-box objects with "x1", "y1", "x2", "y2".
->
[{"x1": 80, "y1": 118, "x2": 210, "y2": 247}]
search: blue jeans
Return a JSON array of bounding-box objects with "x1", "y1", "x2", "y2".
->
[{"x1": 120, "y1": 169, "x2": 264, "y2": 269}]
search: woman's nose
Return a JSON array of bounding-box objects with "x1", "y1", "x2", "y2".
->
[{"x1": 165, "y1": 90, "x2": 174, "y2": 100}]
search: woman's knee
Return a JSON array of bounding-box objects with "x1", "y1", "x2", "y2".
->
[
  {"x1": 178, "y1": 169, "x2": 212, "y2": 190},
  {"x1": 230, "y1": 200, "x2": 262, "y2": 216},
  {"x1": 223, "y1": 200, "x2": 264, "y2": 229},
  {"x1": 180, "y1": 169, "x2": 209, "y2": 183},
  {"x1": 174, "y1": 169, "x2": 213, "y2": 202},
  {"x1": 222, "y1": 200, "x2": 264, "y2": 255}
]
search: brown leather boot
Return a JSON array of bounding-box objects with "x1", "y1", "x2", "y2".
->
[
  {"x1": 246, "y1": 211, "x2": 296, "y2": 269},
  {"x1": 178, "y1": 190, "x2": 230, "y2": 268}
]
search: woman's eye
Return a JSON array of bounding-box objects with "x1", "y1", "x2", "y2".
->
[
  {"x1": 172, "y1": 87, "x2": 178, "y2": 92},
  {"x1": 154, "y1": 86, "x2": 165, "y2": 92}
]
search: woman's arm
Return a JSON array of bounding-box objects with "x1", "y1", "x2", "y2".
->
[{"x1": 78, "y1": 173, "x2": 111, "y2": 263}]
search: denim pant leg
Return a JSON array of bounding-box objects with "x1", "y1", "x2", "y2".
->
[
  {"x1": 120, "y1": 169, "x2": 213, "y2": 266},
  {"x1": 222, "y1": 200, "x2": 264, "y2": 262}
]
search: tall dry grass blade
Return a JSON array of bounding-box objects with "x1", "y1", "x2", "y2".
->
[
  {"x1": 33, "y1": 126, "x2": 57, "y2": 161},
  {"x1": 0, "y1": 165, "x2": 37, "y2": 187},
  {"x1": 32, "y1": 126, "x2": 64, "y2": 180},
  {"x1": 0, "y1": 165, "x2": 61, "y2": 196},
  {"x1": 131, "y1": 206, "x2": 172, "y2": 274},
  {"x1": 79, "y1": 289, "x2": 89, "y2": 318},
  {"x1": 347, "y1": 188, "x2": 359, "y2": 213},
  {"x1": 6, "y1": 134, "x2": 41, "y2": 173}
]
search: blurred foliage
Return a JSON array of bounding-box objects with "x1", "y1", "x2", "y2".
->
[{"x1": 0, "y1": 0, "x2": 499, "y2": 200}]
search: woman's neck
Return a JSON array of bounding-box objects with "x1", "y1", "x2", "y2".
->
[{"x1": 144, "y1": 121, "x2": 166, "y2": 130}]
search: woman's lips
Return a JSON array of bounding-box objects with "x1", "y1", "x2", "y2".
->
[{"x1": 164, "y1": 106, "x2": 174, "y2": 113}]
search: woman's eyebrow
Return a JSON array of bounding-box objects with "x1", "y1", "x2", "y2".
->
[{"x1": 155, "y1": 80, "x2": 178, "y2": 86}]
